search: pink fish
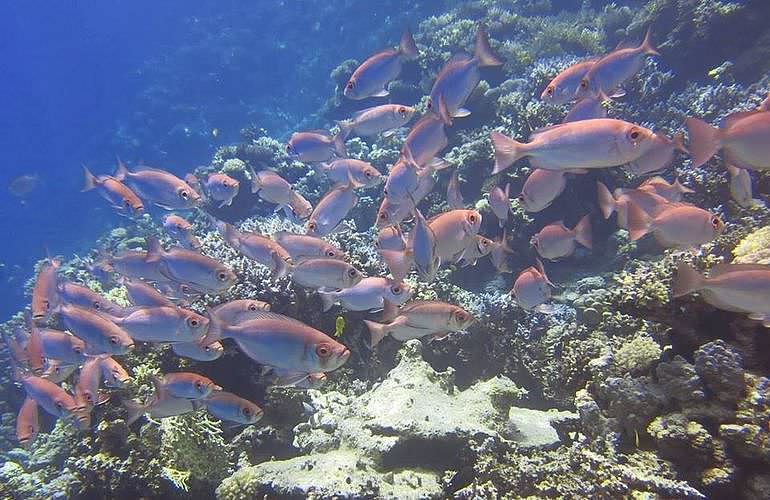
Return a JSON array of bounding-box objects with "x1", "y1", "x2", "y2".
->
[
  {"x1": 637, "y1": 176, "x2": 695, "y2": 203},
  {"x1": 98, "y1": 356, "x2": 131, "y2": 389},
  {"x1": 306, "y1": 186, "x2": 358, "y2": 237},
  {"x1": 446, "y1": 170, "x2": 464, "y2": 209},
  {"x1": 518, "y1": 169, "x2": 578, "y2": 213},
  {"x1": 364, "y1": 300, "x2": 474, "y2": 347},
  {"x1": 726, "y1": 164, "x2": 763, "y2": 208},
  {"x1": 212, "y1": 219, "x2": 293, "y2": 279},
  {"x1": 541, "y1": 57, "x2": 598, "y2": 105},
  {"x1": 337, "y1": 104, "x2": 416, "y2": 139},
  {"x1": 318, "y1": 277, "x2": 411, "y2": 312},
  {"x1": 531, "y1": 216, "x2": 592, "y2": 260},
  {"x1": 205, "y1": 173, "x2": 240, "y2": 207},
  {"x1": 344, "y1": 30, "x2": 418, "y2": 100},
  {"x1": 202, "y1": 391, "x2": 263, "y2": 424},
  {"x1": 287, "y1": 130, "x2": 346, "y2": 163},
  {"x1": 32, "y1": 258, "x2": 61, "y2": 323},
  {"x1": 597, "y1": 181, "x2": 670, "y2": 229},
  {"x1": 626, "y1": 202, "x2": 724, "y2": 248},
  {"x1": 82, "y1": 167, "x2": 144, "y2": 217},
  {"x1": 687, "y1": 111, "x2": 770, "y2": 171},
  {"x1": 625, "y1": 132, "x2": 688, "y2": 177},
  {"x1": 124, "y1": 376, "x2": 202, "y2": 425},
  {"x1": 146, "y1": 237, "x2": 237, "y2": 293},
  {"x1": 511, "y1": 260, "x2": 554, "y2": 312},
  {"x1": 115, "y1": 161, "x2": 201, "y2": 210},
  {"x1": 155, "y1": 372, "x2": 220, "y2": 400},
  {"x1": 163, "y1": 214, "x2": 201, "y2": 251},
  {"x1": 16, "y1": 397, "x2": 39, "y2": 448},
  {"x1": 489, "y1": 183, "x2": 511, "y2": 227}
]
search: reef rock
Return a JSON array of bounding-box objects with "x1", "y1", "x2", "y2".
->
[{"x1": 216, "y1": 340, "x2": 575, "y2": 499}]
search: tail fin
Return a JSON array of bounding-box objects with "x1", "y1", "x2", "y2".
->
[
  {"x1": 318, "y1": 291, "x2": 336, "y2": 312},
  {"x1": 248, "y1": 164, "x2": 261, "y2": 194},
  {"x1": 82, "y1": 166, "x2": 97, "y2": 192},
  {"x1": 596, "y1": 181, "x2": 616, "y2": 219},
  {"x1": 363, "y1": 320, "x2": 388, "y2": 348},
  {"x1": 144, "y1": 236, "x2": 162, "y2": 264},
  {"x1": 114, "y1": 157, "x2": 129, "y2": 181},
  {"x1": 490, "y1": 131, "x2": 527, "y2": 174},
  {"x1": 333, "y1": 131, "x2": 347, "y2": 158},
  {"x1": 673, "y1": 178, "x2": 695, "y2": 195},
  {"x1": 573, "y1": 215, "x2": 592, "y2": 249},
  {"x1": 640, "y1": 27, "x2": 659, "y2": 57},
  {"x1": 379, "y1": 299, "x2": 398, "y2": 323},
  {"x1": 437, "y1": 94, "x2": 453, "y2": 127},
  {"x1": 685, "y1": 117, "x2": 720, "y2": 168},
  {"x1": 399, "y1": 30, "x2": 418, "y2": 60},
  {"x1": 474, "y1": 26, "x2": 503, "y2": 67},
  {"x1": 672, "y1": 131, "x2": 689, "y2": 155},
  {"x1": 336, "y1": 120, "x2": 353, "y2": 142},
  {"x1": 672, "y1": 262, "x2": 705, "y2": 297},
  {"x1": 123, "y1": 400, "x2": 147, "y2": 426},
  {"x1": 380, "y1": 249, "x2": 413, "y2": 281},
  {"x1": 626, "y1": 201, "x2": 652, "y2": 241}
]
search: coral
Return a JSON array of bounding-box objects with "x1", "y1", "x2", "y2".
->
[
  {"x1": 732, "y1": 225, "x2": 770, "y2": 264},
  {"x1": 655, "y1": 355, "x2": 707, "y2": 404},
  {"x1": 611, "y1": 334, "x2": 662, "y2": 376},
  {"x1": 693, "y1": 340, "x2": 746, "y2": 404}
]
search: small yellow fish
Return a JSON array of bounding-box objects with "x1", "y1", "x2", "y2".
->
[{"x1": 334, "y1": 316, "x2": 345, "y2": 337}]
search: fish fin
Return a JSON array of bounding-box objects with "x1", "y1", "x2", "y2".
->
[
  {"x1": 114, "y1": 157, "x2": 129, "y2": 181},
  {"x1": 640, "y1": 27, "x2": 659, "y2": 57},
  {"x1": 596, "y1": 181, "x2": 616, "y2": 219},
  {"x1": 454, "y1": 108, "x2": 471, "y2": 118},
  {"x1": 573, "y1": 214, "x2": 592, "y2": 249},
  {"x1": 336, "y1": 120, "x2": 353, "y2": 142},
  {"x1": 363, "y1": 320, "x2": 388, "y2": 348},
  {"x1": 490, "y1": 131, "x2": 527, "y2": 174},
  {"x1": 382, "y1": 129, "x2": 397, "y2": 138},
  {"x1": 673, "y1": 178, "x2": 695, "y2": 194},
  {"x1": 318, "y1": 290, "x2": 336, "y2": 312},
  {"x1": 607, "y1": 88, "x2": 626, "y2": 99},
  {"x1": 379, "y1": 299, "x2": 399, "y2": 323},
  {"x1": 248, "y1": 164, "x2": 260, "y2": 193},
  {"x1": 535, "y1": 259, "x2": 555, "y2": 288},
  {"x1": 144, "y1": 236, "x2": 162, "y2": 264},
  {"x1": 437, "y1": 94, "x2": 453, "y2": 127},
  {"x1": 81, "y1": 166, "x2": 98, "y2": 192},
  {"x1": 535, "y1": 304, "x2": 557, "y2": 314},
  {"x1": 685, "y1": 117, "x2": 720, "y2": 168},
  {"x1": 371, "y1": 89, "x2": 390, "y2": 98},
  {"x1": 399, "y1": 29, "x2": 419, "y2": 60},
  {"x1": 626, "y1": 201, "x2": 652, "y2": 241},
  {"x1": 333, "y1": 131, "x2": 347, "y2": 158},
  {"x1": 123, "y1": 399, "x2": 147, "y2": 426},
  {"x1": 427, "y1": 157, "x2": 449, "y2": 171},
  {"x1": 672, "y1": 131, "x2": 689, "y2": 156},
  {"x1": 672, "y1": 262, "x2": 705, "y2": 297},
  {"x1": 474, "y1": 26, "x2": 503, "y2": 67}
]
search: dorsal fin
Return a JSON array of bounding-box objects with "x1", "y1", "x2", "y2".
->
[
  {"x1": 710, "y1": 262, "x2": 770, "y2": 277},
  {"x1": 722, "y1": 111, "x2": 758, "y2": 130}
]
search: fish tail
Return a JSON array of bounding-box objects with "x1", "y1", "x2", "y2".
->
[
  {"x1": 333, "y1": 131, "x2": 347, "y2": 158},
  {"x1": 248, "y1": 164, "x2": 260, "y2": 194},
  {"x1": 363, "y1": 320, "x2": 388, "y2": 348},
  {"x1": 336, "y1": 120, "x2": 353, "y2": 142},
  {"x1": 640, "y1": 27, "x2": 659, "y2": 57},
  {"x1": 625, "y1": 201, "x2": 652, "y2": 241},
  {"x1": 122, "y1": 399, "x2": 147, "y2": 426},
  {"x1": 685, "y1": 117, "x2": 721, "y2": 168},
  {"x1": 379, "y1": 299, "x2": 399, "y2": 323},
  {"x1": 474, "y1": 26, "x2": 503, "y2": 67},
  {"x1": 672, "y1": 131, "x2": 689, "y2": 155},
  {"x1": 573, "y1": 214, "x2": 593, "y2": 249},
  {"x1": 398, "y1": 29, "x2": 418, "y2": 60},
  {"x1": 672, "y1": 262, "x2": 705, "y2": 298},
  {"x1": 114, "y1": 157, "x2": 129, "y2": 181},
  {"x1": 596, "y1": 181, "x2": 617, "y2": 219},
  {"x1": 144, "y1": 236, "x2": 162, "y2": 264},
  {"x1": 82, "y1": 165, "x2": 97, "y2": 192},
  {"x1": 318, "y1": 291, "x2": 336, "y2": 312},
  {"x1": 490, "y1": 132, "x2": 527, "y2": 174},
  {"x1": 673, "y1": 178, "x2": 695, "y2": 194},
  {"x1": 437, "y1": 94, "x2": 453, "y2": 127}
]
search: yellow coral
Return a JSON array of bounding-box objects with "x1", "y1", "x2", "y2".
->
[
  {"x1": 732, "y1": 226, "x2": 770, "y2": 264},
  {"x1": 613, "y1": 335, "x2": 662, "y2": 376}
]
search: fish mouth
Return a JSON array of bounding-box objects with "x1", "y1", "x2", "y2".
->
[{"x1": 338, "y1": 348, "x2": 352, "y2": 366}]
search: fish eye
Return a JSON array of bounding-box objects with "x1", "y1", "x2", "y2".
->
[
  {"x1": 179, "y1": 189, "x2": 190, "y2": 200},
  {"x1": 346, "y1": 81, "x2": 355, "y2": 90},
  {"x1": 92, "y1": 301, "x2": 101, "y2": 310},
  {"x1": 710, "y1": 216, "x2": 722, "y2": 228},
  {"x1": 347, "y1": 268, "x2": 358, "y2": 278},
  {"x1": 217, "y1": 270, "x2": 228, "y2": 281},
  {"x1": 326, "y1": 249, "x2": 337, "y2": 257},
  {"x1": 378, "y1": 212, "x2": 387, "y2": 220},
  {"x1": 456, "y1": 311, "x2": 468, "y2": 322},
  {"x1": 73, "y1": 346, "x2": 82, "y2": 354},
  {"x1": 579, "y1": 79, "x2": 588, "y2": 89},
  {"x1": 188, "y1": 317, "x2": 200, "y2": 328},
  {"x1": 308, "y1": 222, "x2": 317, "y2": 230},
  {"x1": 56, "y1": 401, "x2": 64, "y2": 409},
  {"x1": 110, "y1": 336, "x2": 119, "y2": 345},
  {"x1": 469, "y1": 214, "x2": 478, "y2": 223},
  {"x1": 242, "y1": 407, "x2": 252, "y2": 417},
  {"x1": 112, "y1": 372, "x2": 119, "y2": 381},
  {"x1": 316, "y1": 344, "x2": 331, "y2": 357},
  {"x1": 546, "y1": 85, "x2": 554, "y2": 96},
  {"x1": 195, "y1": 381, "x2": 203, "y2": 390},
  {"x1": 426, "y1": 99, "x2": 432, "y2": 109},
  {"x1": 391, "y1": 285, "x2": 402, "y2": 295},
  {"x1": 248, "y1": 303, "x2": 258, "y2": 311},
  {"x1": 124, "y1": 199, "x2": 132, "y2": 207},
  {"x1": 365, "y1": 171, "x2": 374, "y2": 178},
  {"x1": 176, "y1": 223, "x2": 184, "y2": 230},
  {"x1": 398, "y1": 106, "x2": 406, "y2": 115},
  {"x1": 630, "y1": 129, "x2": 640, "y2": 140}
]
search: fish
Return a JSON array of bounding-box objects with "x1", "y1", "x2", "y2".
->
[
  {"x1": 290, "y1": 372, "x2": 328, "y2": 390},
  {"x1": 211, "y1": 219, "x2": 293, "y2": 279},
  {"x1": 202, "y1": 391, "x2": 263, "y2": 425},
  {"x1": 383, "y1": 149, "x2": 421, "y2": 204},
  {"x1": 8, "y1": 174, "x2": 40, "y2": 197},
  {"x1": 334, "y1": 316, "x2": 345, "y2": 337},
  {"x1": 172, "y1": 339, "x2": 224, "y2": 361},
  {"x1": 626, "y1": 202, "x2": 724, "y2": 248},
  {"x1": 402, "y1": 114, "x2": 448, "y2": 168},
  {"x1": 422, "y1": 209, "x2": 482, "y2": 263},
  {"x1": 637, "y1": 176, "x2": 695, "y2": 203},
  {"x1": 518, "y1": 169, "x2": 575, "y2": 213},
  {"x1": 541, "y1": 57, "x2": 598, "y2": 105},
  {"x1": 205, "y1": 173, "x2": 240, "y2": 207},
  {"x1": 489, "y1": 230, "x2": 514, "y2": 273},
  {"x1": 411, "y1": 209, "x2": 439, "y2": 281},
  {"x1": 290, "y1": 258, "x2": 363, "y2": 291},
  {"x1": 625, "y1": 132, "x2": 688, "y2": 177},
  {"x1": 121, "y1": 277, "x2": 175, "y2": 308},
  {"x1": 576, "y1": 28, "x2": 659, "y2": 99},
  {"x1": 16, "y1": 397, "x2": 39, "y2": 448},
  {"x1": 82, "y1": 167, "x2": 144, "y2": 217},
  {"x1": 24, "y1": 319, "x2": 46, "y2": 375},
  {"x1": 344, "y1": 30, "x2": 418, "y2": 100},
  {"x1": 286, "y1": 130, "x2": 346, "y2": 163},
  {"x1": 106, "y1": 305, "x2": 209, "y2": 343},
  {"x1": 319, "y1": 159, "x2": 382, "y2": 189},
  {"x1": 375, "y1": 226, "x2": 406, "y2": 252},
  {"x1": 306, "y1": 186, "x2": 358, "y2": 237},
  {"x1": 491, "y1": 118, "x2": 658, "y2": 174},
  {"x1": 673, "y1": 262, "x2": 770, "y2": 326},
  {"x1": 38, "y1": 328, "x2": 87, "y2": 365},
  {"x1": 207, "y1": 311, "x2": 351, "y2": 373},
  {"x1": 456, "y1": 235, "x2": 495, "y2": 267},
  {"x1": 104, "y1": 250, "x2": 168, "y2": 283},
  {"x1": 489, "y1": 183, "x2": 511, "y2": 227},
  {"x1": 337, "y1": 104, "x2": 416, "y2": 139},
  {"x1": 249, "y1": 168, "x2": 301, "y2": 218},
  {"x1": 31, "y1": 258, "x2": 61, "y2": 323},
  {"x1": 376, "y1": 163, "x2": 436, "y2": 228},
  {"x1": 446, "y1": 170, "x2": 464, "y2": 209},
  {"x1": 98, "y1": 356, "x2": 131, "y2": 388},
  {"x1": 531, "y1": 215, "x2": 592, "y2": 260},
  {"x1": 155, "y1": 372, "x2": 220, "y2": 400},
  {"x1": 56, "y1": 280, "x2": 127, "y2": 316},
  {"x1": 562, "y1": 95, "x2": 608, "y2": 123},
  {"x1": 319, "y1": 277, "x2": 412, "y2": 313},
  {"x1": 273, "y1": 232, "x2": 345, "y2": 261},
  {"x1": 145, "y1": 237, "x2": 237, "y2": 293},
  {"x1": 687, "y1": 111, "x2": 770, "y2": 171},
  {"x1": 41, "y1": 360, "x2": 77, "y2": 384},
  {"x1": 115, "y1": 160, "x2": 201, "y2": 210},
  {"x1": 378, "y1": 248, "x2": 414, "y2": 282},
  {"x1": 597, "y1": 181, "x2": 671, "y2": 229},
  {"x1": 428, "y1": 27, "x2": 503, "y2": 126},
  {"x1": 727, "y1": 164, "x2": 764, "y2": 208},
  {"x1": 287, "y1": 191, "x2": 314, "y2": 221},
  {"x1": 124, "y1": 376, "x2": 201, "y2": 425},
  {"x1": 209, "y1": 299, "x2": 272, "y2": 324},
  {"x1": 74, "y1": 357, "x2": 104, "y2": 411},
  {"x1": 17, "y1": 371, "x2": 85, "y2": 426},
  {"x1": 54, "y1": 303, "x2": 135, "y2": 355},
  {"x1": 511, "y1": 260, "x2": 554, "y2": 312},
  {"x1": 162, "y1": 214, "x2": 202, "y2": 250},
  {"x1": 364, "y1": 300, "x2": 474, "y2": 347}
]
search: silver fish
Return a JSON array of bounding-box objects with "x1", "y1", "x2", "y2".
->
[
  {"x1": 541, "y1": 57, "x2": 598, "y2": 105},
  {"x1": 306, "y1": 186, "x2": 358, "y2": 237},
  {"x1": 212, "y1": 220, "x2": 293, "y2": 279},
  {"x1": 562, "y1": 95, "x2": 608, "y2": 123},
  {"x1": 146, "y1": 237, "x2": 237, "y2": 293},
  {"x1": 337, "y1": 104, "x2": 415, "y2": 139},
  {"x1": 121, "y1": 277, "x2": 174, "y2": 308},
  {"x1": 205, "y1": 173, "x2": 240, "y2": 207},
  {"x1": 39, "y1": 329, "x2": 87, "y2": 365},
  {"x1": 55, "y1": 303, "x2": 135, "y2": 355},
  {"x1": 411, "y1": 209, "x2": 439, "y2": 281},
  {"x1": 727, "y1": 164, "x2": 763, "y2": 208},
  {"x1": 511, "y1": 260, "x2": 554, "y2": 312},
  {"x1": 202, "y1": 391, "x2": 263, "y2": 425},
  {"x1": 156, "y1": 372, "x2": 220, "y2": 400},
  {"x1": 318, "y1": 277, "x2": 411, "y2": 312},
  {"x1": 364, "y1": 300, "x2": 474, "y2": 347},
  {"x1": 107, "y1": 305, "x2": 208, "y2": 343},
  {"x1": 402, "y1": 114, "x2": 448, "y2": 168},
  {"x1": 291, "y1": 258, "x2": 363, "y2": 291},
  {"x1": 273, "y1": 232, "x2": 345, "y2": 261},
  {"x1": 344, "y1": 30, "x2": 418, "y2": 100},
  {"x1": 287, "y1": 130, "x2": 346, "y2": 163},
  {"x1": 98, "y1": 356, "x2": 131, "y2": 388},
  {"x1": 124, "y1": 376, "x2": 201, "y2": 425},
  {"x1": 489, "y1": 183, "x2": 511, "y2": 227},
  {"x1": 115, "y1": 161, "x2": 201, "y2": 210},
  {"x1": 172, "y1": 339, "x2": 224, "y2": 361},
  {"x1": 446, "y1": 170, "x2": 464, "y2": 209},
  {"x1": 531, "y1": 216, "x2": 592, "y2": 260},
  {"x1": 320, "y1": 159, "x2": 382, "y2": 189},
  {"x1": 56, "y1": 281, "x2": 127, "y2": 317},
  {"x1": 163, "y1": 214, "x2": 201, "y2": 250}
]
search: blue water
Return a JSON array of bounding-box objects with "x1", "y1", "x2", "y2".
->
[{"x1": 0, "y1": 1, "x2": 440, "y2": 318}]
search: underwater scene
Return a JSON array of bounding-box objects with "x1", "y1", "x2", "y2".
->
[{"x1": 3, "y1": 0, "x2": 770, "y2": 498}]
